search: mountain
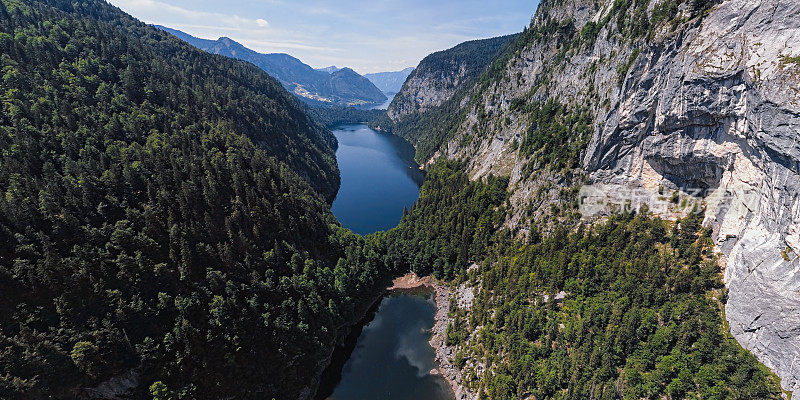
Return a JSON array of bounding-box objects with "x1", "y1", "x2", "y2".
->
[
  {"x1": 389, "y1": 35, "x2": 518, "y2": 122},
  {"x1": 326, "y1": 67, "x2": 390, "y2": 106},
  {"x1": 156, "y1": 26, "x2": 386, "y2": 107},
  {"x1": 372, "y1": 34, "x2": 518, "y2": 162},
  {"x1": 364, "y1": 67, "x2": 415, "y2": 94},
  {"x1": 316, "y1": 65, "x2": 341, "y2": 73},
  {"x1": 0, "y1": 0, "x2": 395, "y2": 399},
  {"x1": 383, "y1": 0, "x2": 800, "y2": 395}
]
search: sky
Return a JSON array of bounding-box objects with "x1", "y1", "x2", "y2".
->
[{"x1": 106, "y1": 0, "x2": 539, "y2": 74}]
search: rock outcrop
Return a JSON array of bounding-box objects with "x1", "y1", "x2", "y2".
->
[
  {"x1": 589, "y1": 3, "x2": 800, "y2": 393},
  {"x1": 395, "y1": 0, "x2": 800, "y2": 393},
  {"x1": 82, "y1": 370, "x2": 140, "y2": 399}
]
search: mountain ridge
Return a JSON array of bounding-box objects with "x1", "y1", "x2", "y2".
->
[
  {"x1": 372, "y1": 33, "x2": 519, "y2": 164},
  {"x1": 388, "y1": 34, "x2": 519, "y2": 123},
  {"x1": 156, "y1": 26, "x2": 387, "y2": 108}
]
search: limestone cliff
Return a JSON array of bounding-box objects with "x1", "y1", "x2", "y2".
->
[{"x1": 395, "y1": 0, "x2": 800, "y2": 393}]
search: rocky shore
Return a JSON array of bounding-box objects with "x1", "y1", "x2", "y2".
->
[{"x1": 389, "y1": 273, "x2": 477, "y2": 400}]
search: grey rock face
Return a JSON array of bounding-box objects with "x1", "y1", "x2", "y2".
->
[
  {"x1": 387, "y1": 63, "x2": 467, "y2": 120},
  {"x1": 592, "y1": 1, "x2": 800, "y2": 392},
  {"x1": 425, "y1": 0, "x2": 800, "y2": 392},
  {"x1": 82, "y1": 369, "x2": 139, "y2": 399}
]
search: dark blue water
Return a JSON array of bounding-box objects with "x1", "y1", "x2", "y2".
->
[
  {"x1": 320, "y1": 294, "x2": 453, "y2": 400},
  {"x1": 331, "y1": 124, "x2": 423, "y2": 235}
]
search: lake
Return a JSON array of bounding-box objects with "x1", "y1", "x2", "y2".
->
[
  {"x1": 322, "y1": 126, "x2": 452, "y2": 400},
  {"x1": 331, "y1": 124, "x2": 423, "y2": 235},
  {"x1": 371, "y1": 92, "x2": 396, "y2": 110},
  {"x1": 316, "y1": 293, "x2": 454, "y2": 400}
]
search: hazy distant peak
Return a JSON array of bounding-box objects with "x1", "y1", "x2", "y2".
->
[{"x1": 364, "y1": 67, "x2": 417, "y2": 94}]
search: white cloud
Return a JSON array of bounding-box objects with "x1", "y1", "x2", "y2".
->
[
  {"x1": 109, "y1": 0, "x2": 268, "y2": 32},
  {"x1": 242, "y1": 38, "x2": 340, "y2": 53}
]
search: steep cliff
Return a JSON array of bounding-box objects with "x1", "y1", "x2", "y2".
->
[
  {"x1": 398, "y1": 0, "x2": 800, "y2": 394},
  {"x1": 388, "y1": 35, "x2": 517, "y2": 121}
]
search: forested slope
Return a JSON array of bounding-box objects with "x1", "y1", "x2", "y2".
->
[
  {"x1": 0, "y1": 0, "x2": 391, "y2": 398},
  {"x1": 0, "y1": 0, "x2": 340, "y2": 200}
]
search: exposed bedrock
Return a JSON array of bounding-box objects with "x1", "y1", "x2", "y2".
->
[
  {"x1": 422, "y1": 0, "x2": 800, "y2": 391},
  {"x1": 588, "y1": 0, "x2": 800, "y2": 392}
]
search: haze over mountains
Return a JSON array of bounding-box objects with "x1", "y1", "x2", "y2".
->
[
  {"x1": 316, "y1": 66, "x2": 342, "y2": 74},
  {"x1": 364, "y1": 67, "x2": 416, "y2": 94},
  {"x1": 156, "y1": 26, "x2": 387, "y2": 108}
]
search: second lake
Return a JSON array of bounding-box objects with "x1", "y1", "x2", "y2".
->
[{"x1": 331, "y1": 124, "x2": 423, "y2": 235}]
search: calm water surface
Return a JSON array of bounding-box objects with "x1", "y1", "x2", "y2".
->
[
  {"x1": 323, "y1": 126, "x2": 449, "y2": 400},
  {"x1": 331, "y1": 124, "x2": 422, "y2": 235},
  {"x1": 319, "y1": 294, "x2": 454, "y2": 400},
  {"x1": 370, "y1": 92, "x2": 396, "y2": 110}
]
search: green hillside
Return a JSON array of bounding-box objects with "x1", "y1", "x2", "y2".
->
[{"x1": 0, "y1": 0, "x2": 388, "y2": 398}]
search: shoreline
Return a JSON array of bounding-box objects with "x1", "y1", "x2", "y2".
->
[
  {"x1": 309, "y1": 272, "x2": 476, "y2": 400},
  {"x1": 305, "y1": 287, "x2": 387, "y2": 400},
  {"x1": 388, "y1": 273, "x2": 476, "y2": 400}
]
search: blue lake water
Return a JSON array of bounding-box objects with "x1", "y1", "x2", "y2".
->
[
  {"x1": 370, "y1": 92, "x2": 396, "y2": 110},
  {"x1": 318, "y1": 294, "x2": 454, "y2": 400},
  {"x1": 331, "y1": 124, "x2": 423, "y2": 235}
]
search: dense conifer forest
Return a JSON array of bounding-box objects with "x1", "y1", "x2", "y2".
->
[
  {"x1": 0, "y1": 0, "x2": 391, "y2": 398},
  {"x1": 307, "y1": 106, "x2": 384, "y2": 128},
  {"x1": 384, "y1": 162, "x2": 784, "y2": 400}
]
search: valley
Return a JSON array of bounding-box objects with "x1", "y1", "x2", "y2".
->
[
  {"x1": 157, "y1": 26, "x2": 388, "y2": 108},
  {"x1": 1, "y1": 0, "x2": 798, "y2": 399}
]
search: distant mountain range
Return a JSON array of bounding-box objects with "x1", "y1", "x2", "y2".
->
[
  {"x1": 156, "y1": 26, "x2": 386, "y2": 108},
  {"x1": 364, "y1": 67, "x2": 415, "y2": 94}
]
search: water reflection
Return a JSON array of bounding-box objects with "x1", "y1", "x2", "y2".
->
[{"x1": 317, "y1": 294, "x2": 453, "y2": 400}]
